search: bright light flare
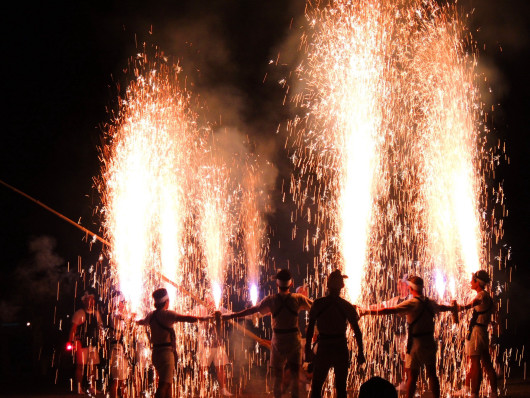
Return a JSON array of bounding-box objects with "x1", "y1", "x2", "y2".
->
[
  {"x1": 249, "y1": 283, "x2": 258, "y2": 306},
  {"x1": 434, "y1": 269, "x2": 446, "y2": 299},
  {"x1": 212, "y1": 282, "x2": 222, "y2": 309}
]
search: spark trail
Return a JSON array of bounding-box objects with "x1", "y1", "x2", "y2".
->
[
  {"x1": 101, "y1": 57, "x2": 200, "y2": 314},
  {"x1": 289, "y1": 0, "x2": 494, "y2": 395}
]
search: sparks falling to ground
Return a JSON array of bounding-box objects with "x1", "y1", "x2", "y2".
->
[
  {"x1": 241, "y1": 163, "x2": 269, "y2": 305},
  {"x1": 289, "y1": 0, "x2": 496, "y2": 395},
  {"x1": 94, "y1": 1, "x2": 504, "y2": 396},
  {"x1": 198, "y1": 160, "x2": 234, "y2": 309},
  {"x1": 100, "y1": 54, "x2": 208, "y2": 315}
]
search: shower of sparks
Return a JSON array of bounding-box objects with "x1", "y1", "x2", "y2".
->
[
  {"x1": 241, "y1": 162, "x2": 269, "y2": 305},
  {"x1": 249, "y1": 283, "x2": 258, "y2": 306},
  {"x1": 413, "y1": 10, "x2": 484, "y2": 288},
  {"x1": 198, "y1": 160, "x2": 236, "y2": 309},
  {"x1": 100, "y1": 55, "x2": 273, "y2": 396},
  {"x1": 290, "y1": 0, "x2": 389, "y2": 303},
  {"x1": 289, "y1": 0, "x2": 498, "y2": 395},
  {"x1": 101, "y1": 60, "x2": 199, "y2": 314}
]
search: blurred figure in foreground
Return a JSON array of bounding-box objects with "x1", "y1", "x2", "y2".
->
[{"x1": 359, "y1": 376, "x2": 398, "y2": 398}]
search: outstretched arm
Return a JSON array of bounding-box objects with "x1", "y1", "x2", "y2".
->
[
  {"x1": 364, "y1": 306, "x2": 400, "y2": 316},
  {"x1": 456, "y1": 296, "x2": 482, "y2": 311},
  {"x1": 438, "y1": 304, "x2": 456, "y2": 312},
  {"x1": 222, "y1": 306, "x2": 259, "y2": 320},
  {"x1": 171, "y1": 313, "x2": 210, "y2": 323}
]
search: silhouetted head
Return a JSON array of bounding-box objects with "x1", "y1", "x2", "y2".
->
[
  {"x1": 472, "y1": 270, "x2": 491, "y2": 288},
  {"x1": 407, "y1": 275, "x2": 424, "y2": 293},
  {"x1": 275, "y1": 269, "x2": 293, "y2": 291},
  {"x1": 327, "y1": 269, "x2": 348, "y2": 292},
  {"x1": 153, "y1": 288, "x2": 169, "y2": 309},
  {"x1": 359, "y1": 376, "x2": 397, "y2": 398},
  {"x1": 81, "y1": 288, "x2": 97, "y2": 312}
]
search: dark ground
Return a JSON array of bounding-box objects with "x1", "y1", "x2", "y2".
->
[{"x1": 0, "y1": 364, "x2": 528, "y2": 397}]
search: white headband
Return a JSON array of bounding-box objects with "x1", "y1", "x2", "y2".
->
[{"x1": 155, "y1": 293, "x2": 169, "y2": 305}]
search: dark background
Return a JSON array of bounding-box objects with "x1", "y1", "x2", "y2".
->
[{"x1": 0, "y1": 0, "x2": 528, "y2": 393}]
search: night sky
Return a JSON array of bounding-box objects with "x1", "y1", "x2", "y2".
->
[{"x1": 1, "y1": 0, "x2": 529, "y2": 388}]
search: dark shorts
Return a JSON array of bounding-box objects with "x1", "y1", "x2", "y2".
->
[
  {"x1": 270, "y1": 332, "x2": 302, "y2": 369},
  {"x1": 152, "y1": 348, "x2": 175, "y2": 384},
  {"x1": 313, "y1": 339, "x2": 349, "y2": 381}
]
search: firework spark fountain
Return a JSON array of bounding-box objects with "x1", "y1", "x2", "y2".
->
[
  {"x1": 289, "y1": 0, "x2": 495, "y2": 395},
  {"x1": 289, "y1": 0, "x2": 389, "y2": 303},
  {"x1": 101, "y1": 56, "x2": 200, "y2": 314},
  {"x1": 198, "y1": 154, "x2": 236, "y2": 309},
  {"x1": 413, "y1": 8, "x2": 484, "y2": 293},
  {"x1": 241, "y1": 163, "x2": 269, "y2": 305}
]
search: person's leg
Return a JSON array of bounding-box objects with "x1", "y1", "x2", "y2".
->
[
  {"x1": 87, "y1": 362, "x2": 98, "y2": 394},
  {"x1": 310, "y1": 355, "x2": 330, "y2": 398},
  {"x1": 481, "y1": 352, "x2": 498, "y2": 397},
  {"x1": 406, "y1": 368, "x2": 420, "y2": 398},
  {"x1": 120, "y1": 380, "x2": 128, "y2": 398},
  {"x1": 75, "y1": 364, "x2": 84, "y2": 394},
  {"x1": 216, "y1": 365, "x2": 232, "y2": 394},
  {"x1": 286, "y1": 361, "x2": 300, "y2": 398},
  {"x1": 110, "y1": 379, "x2": 118, "y2": 398},
  {"x1": 155, "y1": 381, "x2": 171, "y2": 398},
  {"x1": 272, "y1": 366, "x2": 284, "y2": 398},
  {"x1": 310, "y1": 368, "x2": 327, "y2": 398},
  {"x1": 333, "y1": 353, "x2": 349, "y2": 398},
  {"x1": 426, "y1": 364, "x2": 440, "y2": 398},
  {"x1": 469, "y1": 355, "x2": 482, "y2": 397},
  {"x1": 396, "y1": 365, "x2": 410, "y2": 391}
]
